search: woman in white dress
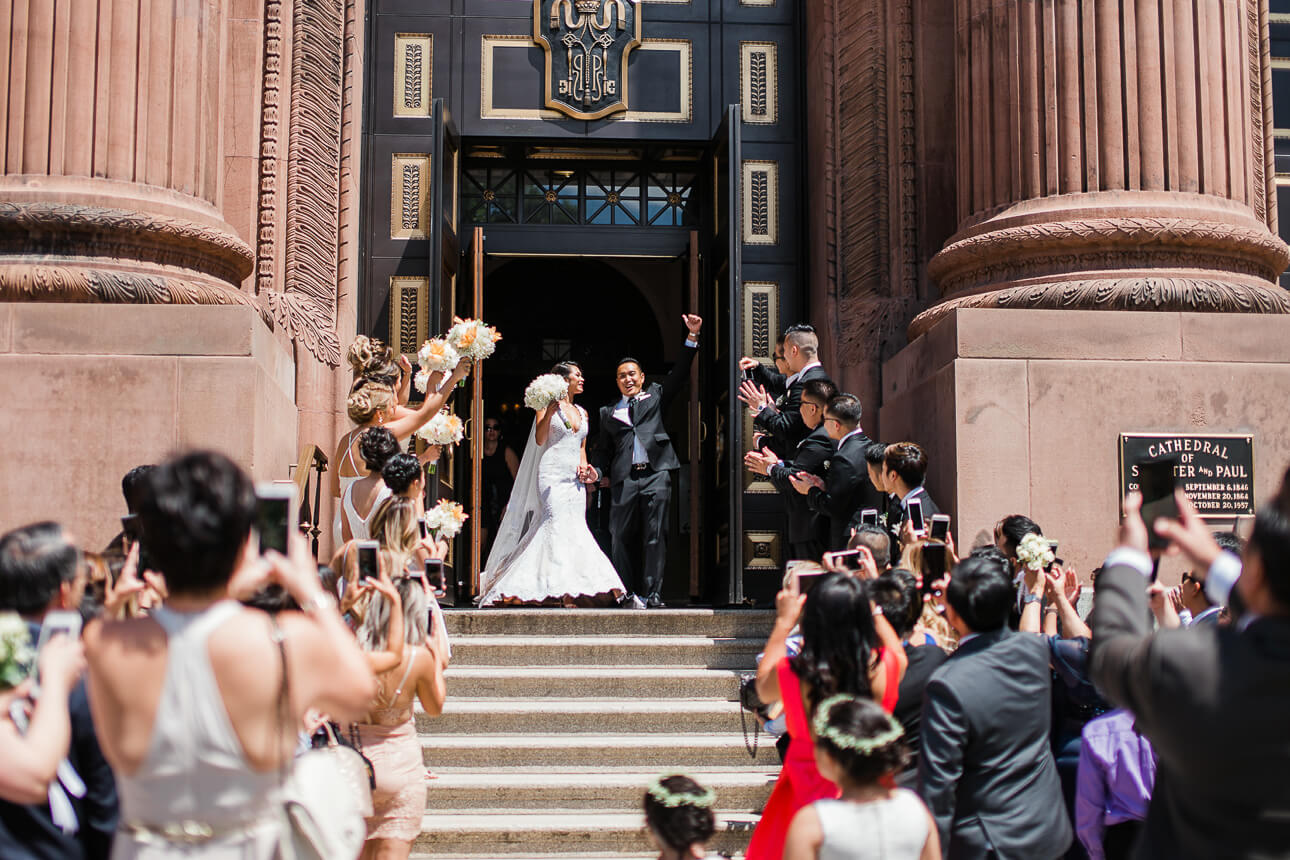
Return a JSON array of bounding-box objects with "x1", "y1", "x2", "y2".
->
[{"x1": 478, "y1": 362, "x2": 626, "y2": 607}]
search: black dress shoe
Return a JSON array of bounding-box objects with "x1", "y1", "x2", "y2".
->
[
  {"x1": 645, "y1": 595, "x2": 666, "y2": 609},
  {"x1": 618, "y1": 593, "x2": 646, "y2": 610}
]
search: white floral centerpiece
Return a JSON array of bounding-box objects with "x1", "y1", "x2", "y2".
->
[
  {"x1": 414, "y1": 338, "x2": 461, "y2": 394},
  {"x1": 1016, "y1": 533, "x2": 1055, "y2": 572},
  {"x1": 0, "y1": 611, "x2": 33, "y2": 690},
  {"x1": 424, "y1": 500, "x2": 468, "y2": 541}
]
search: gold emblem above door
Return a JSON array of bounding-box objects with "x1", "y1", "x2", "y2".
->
[{"x1": 532, "y1": 0, "x2": 642, "y2": 120}]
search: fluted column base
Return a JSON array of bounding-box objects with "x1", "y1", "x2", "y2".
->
[{"x1": 910, "y1": 191, "x2": 1290, "y2": 340}]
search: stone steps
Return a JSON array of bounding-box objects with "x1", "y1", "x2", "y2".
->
[
  {"x1": 415, "y1": 608, "x2": 776, "y2": 858},
  {"x1": 424, "y1": 769, "x2": 777, "y2": 812},
  {"x1": 412, "y1": 811, "x2": 761, "y2": 856},
  {"x1": 420, "y1": 697, "x2": 757, "y2": 734},
  {"x1": 447, "y1": 635, "x2": 764, "y2": 668}
]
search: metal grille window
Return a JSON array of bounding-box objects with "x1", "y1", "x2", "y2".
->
[{"x1": 463, "y1": 168, "x2": 518, "y2": 224}]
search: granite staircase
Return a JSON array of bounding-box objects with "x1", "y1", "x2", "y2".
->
[{"x1": 411, "y1": 608, "x2": 779, "y2": 860}]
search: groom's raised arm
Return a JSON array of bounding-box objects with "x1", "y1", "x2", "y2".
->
[{"x1": 660, "y1": 314, "x2": 702, "y2": 408}]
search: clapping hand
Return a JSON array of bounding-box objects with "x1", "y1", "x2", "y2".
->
[
  {"x1": 738, "y1": 379, "x2": 772, "y2": 413},
  {"x1": 744, "y1": 449, "x2": 777, "y2": 476},
  {"x1": 397, "y1": 354, "x2": 413, "y2": 376},
  {"x1": 789, "y1": 471, "x2": 824, "y2": 496}
]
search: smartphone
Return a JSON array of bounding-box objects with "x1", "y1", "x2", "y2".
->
[
  {"x1": 929, "y1": 514, "x2": 951, "y2": 542},
  {"x1": 742, "y1": 366, "x2": 756, "y2": 382},
  {"x1": 859, "y1": 509, "x2": 879, "y2": 527},
  {"x1": 907, "y1": 498, "x2": 926, "y2": 536},
  {"x1": 424, "y1": 558, "x2": 445, "y2": 595},
  {"x1": 823, "y1": 549, "x2": 864, "y2": 573},
  {"x1": 418, "y1": 518, "x2": 428, "y2": 540},
  {"x1": 787, "y1": 560, "x2": 828, "y2": 594},
  {"x1": 255, "y1": 483, "x2": 296, "y2": 556},
  {"x1": 33, "y1": 610, "x2": 82, "y2": 693},
  {"x1": 1136, "y1": 456, "x2": 1181, "y2": 550},
  {"x1": 1047, "y1": 539, "x2": 1060, "y2": 556},
  {"x1": 920, "y1": 542, "x2": 949, "y2": 595},
  {"x1": 120, "y1": 514, "x2": 143, "y2": 545},
  {"x1": 356, "y1": 540, "x2": 381, "y2": 581}
]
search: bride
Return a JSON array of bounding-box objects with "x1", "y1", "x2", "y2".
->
[{"x1": 478, "y1": 361, "x2": 629, "y2": 607}]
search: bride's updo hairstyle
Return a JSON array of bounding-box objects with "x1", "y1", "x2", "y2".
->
[
  {"x1": 347, "y1": 335, "x2": 397, "y2": 384},
  {"x1": 347, "y1": 379, "x2": 395, "y2": 425},
  {"x1": 643, "y1": 775, "x2": 716, "y2": 856},
  {"x1": 136, "y1": 451, "x2": 255, "y2": 596},
  {"x1": 551, "y1": 360, "x2": 581, "y2": 380}
]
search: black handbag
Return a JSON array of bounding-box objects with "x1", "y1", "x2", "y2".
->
[{"x1": 737, "y1": 673, "x2": 768, "y2": 760}]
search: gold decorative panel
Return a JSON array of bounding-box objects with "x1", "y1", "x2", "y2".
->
[
  {"x1": 394, "y1": 34, "x2": 432, "y2": 117},
  {"x1": 390, "y1": 154, "x2": 431, "y2": 240},
  {"x1": 743, "y1": 410, "x2": 777, "y2": 494},
  {"x1": 742, "y1": 160, "x2": 779, "y2": 245},
  {"x1": 481, "y1": 35, "x2": 691, "y2": 123},
  {"x1": 388, "y1": 276, "x2": 429, "y2": 360},
  {"x1": 743, "y1": 531, "x2": 784, "y2": 571},
  {"x1": 740, "y1": 42, "x2": 778, "y2": 125},
  {"x1": 742, "y1": 281, "x2": 779, "y2": 365},
  {"x1": 740, "y1": 0, "x2": 776, "y2": 5}
]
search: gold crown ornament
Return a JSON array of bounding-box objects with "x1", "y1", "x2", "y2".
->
[{"x1": 575, "y1": 0, "x2": 601, "y2": 12}]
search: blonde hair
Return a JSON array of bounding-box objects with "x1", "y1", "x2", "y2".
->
[
  {"x1": 370, "y1": 495, "x2": 420, "y2": 575},
  {"x1": 347, "y1": 335, "x2": 395, "y2": 380},
  {"x1": 357, "y1": 575, "x2": 428, "y2": 652},
  {"x1": 347, "y1": 379, "x2": 395, "y2": 425}
]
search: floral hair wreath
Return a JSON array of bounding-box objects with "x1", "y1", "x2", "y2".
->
[
  {"x1": 811, "y1": 694, "x2": 905, "y2": 753},
  {"x1": 646, "y1": 775, "x2": 717, "y2": 810}
]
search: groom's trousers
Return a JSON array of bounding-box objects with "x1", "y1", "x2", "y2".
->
[{"x1": 609, "y1": 466, "x2": 671, "y2": 600}]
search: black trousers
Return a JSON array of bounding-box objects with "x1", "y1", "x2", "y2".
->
[
  {"x1": 789, "y1": 539, "x2": 825, "y2": 564},
  {"x1": 610, "y1": 468, "x2": 671, "y2": 599}
]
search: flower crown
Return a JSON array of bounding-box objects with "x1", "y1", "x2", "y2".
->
[
  {"x1": 811, "y1": 694, "x2": 905, "y2": 753},
  {"x1": 645, "y1": 775, "x2": 716, "y2": 810}
]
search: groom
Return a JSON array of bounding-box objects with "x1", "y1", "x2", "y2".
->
[{"x1": 588, "y1": 314, "x2": 703, "y2": 608}]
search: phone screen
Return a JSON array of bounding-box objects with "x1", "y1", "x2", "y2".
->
[
  {"x1": 797, "y1": 571, "x2": 827, "y2": 593},
  {"x1": 908, "y1": 499, "x2": 926, "y2": 534},
  {"x1": 34, "y1": 611, "x2": 82, "y2": 690},
  {"x1": 255, "y1": 496, "x2": 291, "y2": 555},
  {"x1": 357, "y1": 544, "x2": 380, "y2": 581},
  {"x1": 860, "y1": 509, "x2": 879, "y2": 527},
  {"x1": 425, "y1": 559, "x2": 445, "y2": 593},
  {"x1": 825, "y1": 550, "x2": 863, "y2": 572},
  {"x1": 1137, "y1": 456, "x2": 1181, "y2": 550},
  {"x1": 929, "y1": 515, "x2": 950, "y2": 542}
]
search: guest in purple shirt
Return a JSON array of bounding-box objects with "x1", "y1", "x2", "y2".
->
[{"x1": 1075, "y1": 709, "x2": 1157, "y2": 860}]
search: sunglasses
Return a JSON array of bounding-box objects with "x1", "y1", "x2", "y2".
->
[{"x1": 484, "y1": 425, "x2": 500, "y2": 431}]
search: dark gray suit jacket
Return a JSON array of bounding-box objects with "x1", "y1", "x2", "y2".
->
[
  {"x1": 919, "y1": 629, "x2": 1073, "y2": 859},
  {"x1": 1090, "y1": 562, "x2": 1290, "y2": 859}
]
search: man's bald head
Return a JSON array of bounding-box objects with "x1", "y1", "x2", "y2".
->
[{"x1": 783, "y1": 324, "x2": 818, "y2": 372}]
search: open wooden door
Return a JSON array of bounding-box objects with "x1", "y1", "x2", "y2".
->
[
  {"x1": 453, "y1": 227, "x2": 485, "y2": 599},
  {"x1": 704, "y1": 105, "x2": 743, "y2": 604},
  {"x1": 687, "y1": 230, "x2": 701, "y2": 599}
]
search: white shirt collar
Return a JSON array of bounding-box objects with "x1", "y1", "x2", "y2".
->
[
  {"x1": 958, "y1": 632, "x2": 979, "y2": 646},
  {"x1": 1192, "y1": 605, "x2": 1222, "y2": 624},
  {"x1": 785, "y1": 360, "x2": 822, "y2": 388},
  {"x1": 838, "y1": 427, "x2": 866, "y2": 447},
  {"x1": 900, "y1": 485, "x2": 924, "y2": 506}
]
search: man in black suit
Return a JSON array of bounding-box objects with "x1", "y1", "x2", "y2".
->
[
  {"x1": 738, "y1": 333, "x2": 790, "y2": 401},
  {"x1": 744, "y1": 377, "x2": 838, "y2": 561},
  {"x1": 738, "y1": 324, "x2": 829, "y2": 458},
  {"x1": 919, "y1": 552, "x2": 1073, "y2": 859},
  {"x1": 1089, "y1": 482, "x2": 1290, "y2": 858},
  {"x1": 0, "y1": 522, "x2": 118, "y2": 859},
  {"x1": 588, "y1": 314, "x2": 702, "y2": 608},
  {"x1": 881, "y1": 442, "x2": 940, "y2": 536},
  {"x1": 789, "y1": 393, "x2": 884, "y2": 552}
]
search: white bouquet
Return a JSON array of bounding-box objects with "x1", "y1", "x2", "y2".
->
[
  {"x1": 0, "y1": 611, "x2": 33, "y2": 690},
  {"x1": 1016, "y1": 532, "x2": 1055, "y2": 572},
  {"x1": 416, "y1": 410, "x2": 466, "y2": 447},
  {"x1": 524, "y1": 373, "x2": 569, "y2": 411},
  {"x1": 446, "y1": 317, "x2": 501, "y2": 362},
  {"x1": 414, "y1": 338, "x2": 461, "y2": 393},
  {"x1": 424, "y1": 500, "x2": 468, "y2": 540}
]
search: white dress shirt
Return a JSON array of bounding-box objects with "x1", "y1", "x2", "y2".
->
[
  {"x1": 612, "y1": 395, "x2": 649, "y2": 465},
  {"x1": 784, "y1": 360, "x2": 822, "y2": 390}
]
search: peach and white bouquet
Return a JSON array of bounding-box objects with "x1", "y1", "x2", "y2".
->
[
  {"x1": 523, "y1": 374, "x2": 569, "y2": 412},
  {"x1": 446, "y1": 317, "x2": 501, "y2": 362},
  {"x1": 414, "y1": 338, "x2": 461, "y2": 393},
  {"x1": 415, "y1": 409, "x2": 466, "y2": 447},
  {"x1": 1016, "y1": 532, "x2": 1055, "y2": 572},
  {"x1": 424, "y1": 500, "x2": 468, "y2": 541}
]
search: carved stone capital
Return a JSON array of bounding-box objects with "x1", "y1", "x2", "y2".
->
[
  {"x1": 0, "y1": 202, "x2": 254, "y2": 287},
  {"x1": 908, "y1": 276, "x2": 1290, "y2": 340}
]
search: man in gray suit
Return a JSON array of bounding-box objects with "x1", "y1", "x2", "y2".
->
[
  {"x1": 1090, "y1": 482, "x2": 1290, "y2": 859},
  {"x1": 919, "y1": 551, "x2": 1073, "y2": 859}
]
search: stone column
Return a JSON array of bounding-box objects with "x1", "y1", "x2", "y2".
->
[
  {"x1": 0, "y1": 0, "x2": 256, "y2": 308},
  {"x1": 909, "y1": 0, "x2": 1290, "y2": 339}
]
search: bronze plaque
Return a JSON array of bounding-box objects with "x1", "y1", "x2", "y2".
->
[{"x1": 1118, "y1": 433, "x2": 1255, "y2": 519}]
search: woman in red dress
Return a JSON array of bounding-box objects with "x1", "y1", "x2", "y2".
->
[{"x1": 746, "y1": 570, "x2": 908, "y2": 860}]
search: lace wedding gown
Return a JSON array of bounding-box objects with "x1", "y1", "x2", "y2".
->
[{"x1": 478, "y1": 405, "x2": 625, "y2": 606}]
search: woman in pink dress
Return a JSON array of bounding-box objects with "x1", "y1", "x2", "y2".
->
[{"x1": 746, "y1": 571, "x2": 908, "y2": 860}]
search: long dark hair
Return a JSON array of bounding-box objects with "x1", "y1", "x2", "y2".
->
[{"x1": 789, "y1": 573, "x2": 878, "y2": 715}]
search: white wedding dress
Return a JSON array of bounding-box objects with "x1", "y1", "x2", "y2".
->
[{"x1": 478, "y1": 404, "x2": 626, "y2": 606}]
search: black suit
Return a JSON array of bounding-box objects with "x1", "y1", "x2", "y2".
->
[
  {"x1": 896, "y1": 485, "x2": 941, "y2": 534},
  {"x1": 748, "y1": 362, "x2": 787, "y2": 400},
  {"x1": 1090, "y1": 559, "x2": 1290, "y2": 859},
  {"x1": 767, "y1": 424, "x2": 833, "y2": 561},
  {"x1": 593, "y1": 343, "x2": 698, "y2": 600},
  {"x1": 754, "y1": 364, "x2": 830, "y2": 458},
  {"x1": 920, "y1": 629, "x2": 1073, "y2": 859},
  {"x1": 805, "y1": 431, "x2": 884, "y2": 552},
  {"x1": 0, "y1": 624, "x2": 117, "y2": 859}
]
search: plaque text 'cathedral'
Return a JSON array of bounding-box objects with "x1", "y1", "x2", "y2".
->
[{"x1": 533, "y1": 0, "x2": 642, "y2": 120}]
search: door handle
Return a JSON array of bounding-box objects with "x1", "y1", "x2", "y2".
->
[{"x1": 699, "y1": 421, "x2": 708, "y2": 443}]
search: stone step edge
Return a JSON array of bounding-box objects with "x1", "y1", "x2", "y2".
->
[
  {"x1": 420, "y1": 732, "x2": 767, "y2": 747},
  {"x1": 449, "y1": 635, "x2": 764, "y2": 645},
  {"x1": 428, "y1": 770, "x2": 777, "y2": 786},
  {"x1": 418, "y1": 810, "x2": 761, "y2": 828},
  {"x1": 429, "y1": 697, "x2": 748, "y2": 713}
]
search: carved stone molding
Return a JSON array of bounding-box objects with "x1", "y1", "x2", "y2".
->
[
  {"x1": 908, "y1": 277, "x2": 1290, "y2": 340},
  {"x1": 0, "y1": 265, "x2": 270, "y2": 323},
  {"x1": 255, "y1": 0, "x2": 284, "y2": 295},
  {"x1": 929, "y1": 217, "x2": 1290, "y2": 295},
  {"x1": 0, "y1": 203, "x2": 253, "y2": 287}
]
